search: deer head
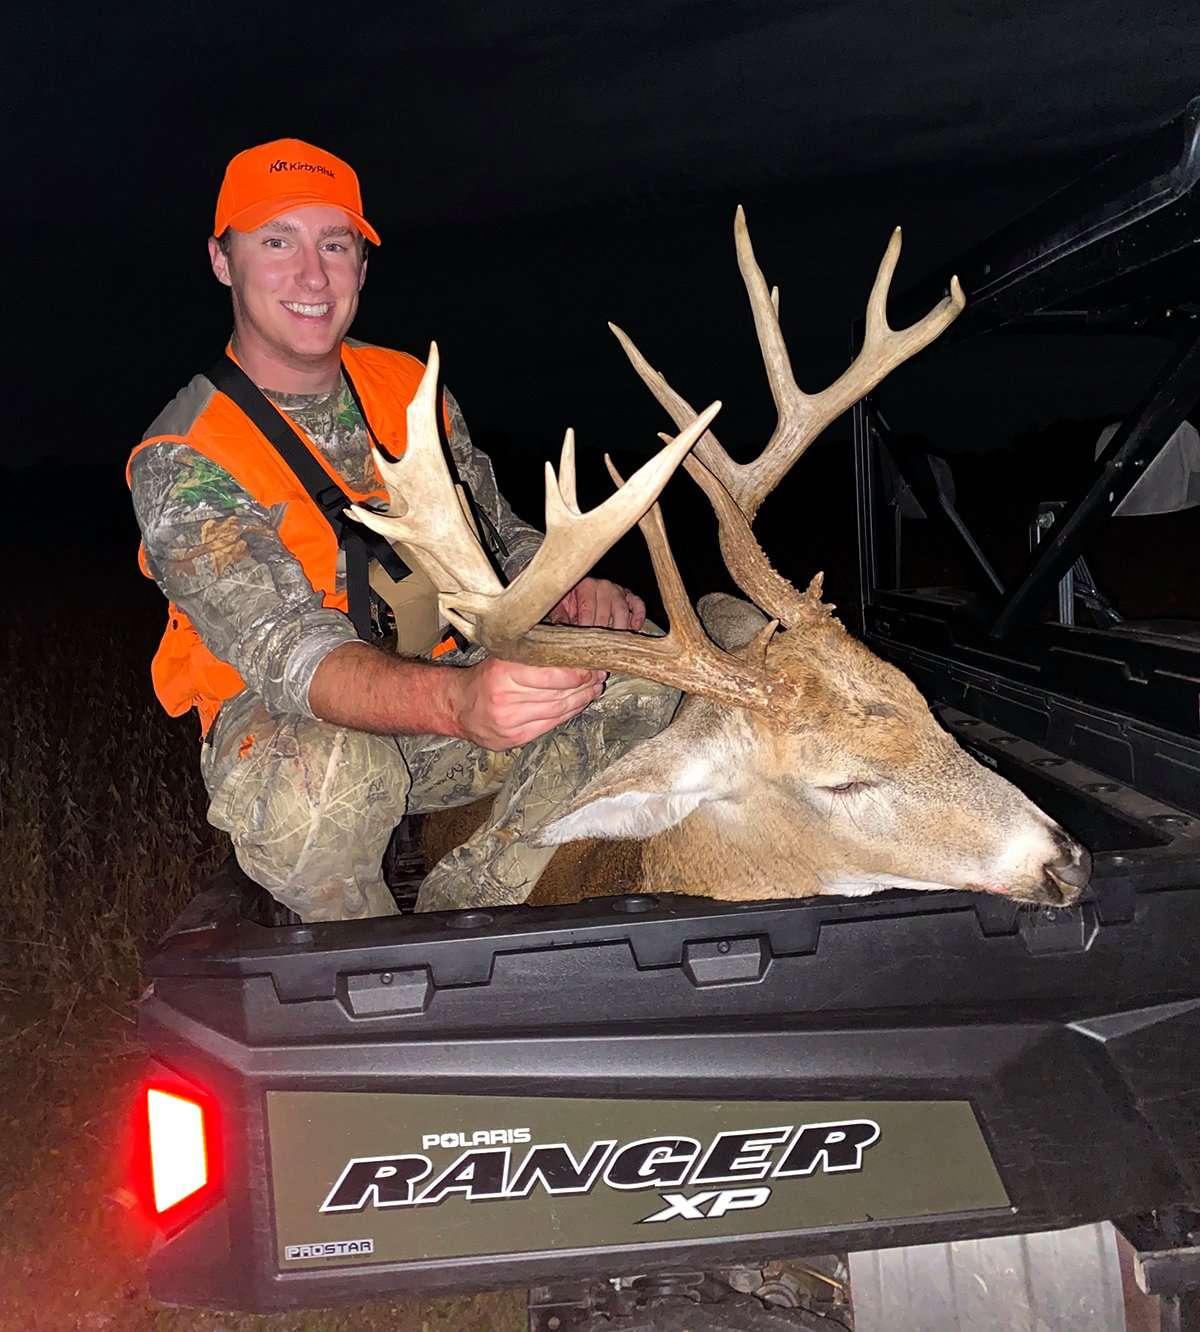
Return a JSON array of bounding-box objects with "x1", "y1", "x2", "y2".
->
[{"x1": 350, "y1": 210, "x2": 1090, "y2": 908}]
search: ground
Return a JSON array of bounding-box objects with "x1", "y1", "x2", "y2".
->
[{"x1": 0, "y1": 998, "x2": 525, "y2": 1332}]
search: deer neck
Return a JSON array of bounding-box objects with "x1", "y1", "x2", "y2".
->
[{"x1": 639, "y1": 800, "x2": 824, "y2": 900}]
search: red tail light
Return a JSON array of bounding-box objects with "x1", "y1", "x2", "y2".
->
[{"x1": 147, "y1": 1088, "x2": 209, "y2": 1213}]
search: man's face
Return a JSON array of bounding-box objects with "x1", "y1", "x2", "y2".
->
[{"x1": 208, "y1": 205, "x2": 367, "y2": 369}]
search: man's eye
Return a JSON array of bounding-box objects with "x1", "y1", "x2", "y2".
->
[
  {"x1": 324, "y1": 242, "x2": 346, "y2": 253},
  {"x1": 263, "y1": 237, "x2": 287, "y2": 249}
]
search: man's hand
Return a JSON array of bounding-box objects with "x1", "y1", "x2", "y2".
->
[
  {"x1": 307, "y1": 580, "x2": 643, "y2": 749},
  {"x1": 452, "y1": 657, "x2": 606, "y2": 751},
  {"x1": 307, "y1": 642, "x2": 605, "y2": 748},
  {"x1": 549, "y1": 576, "x2": 646, "y2": 631}
]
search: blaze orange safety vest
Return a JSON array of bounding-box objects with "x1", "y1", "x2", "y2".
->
[{"x1": 127, "y1": 342, "x2": 442, "y2": 736}]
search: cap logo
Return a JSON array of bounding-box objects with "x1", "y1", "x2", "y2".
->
[{"x1": 268, "y1": 159, "x2": 336, "y2": 179}]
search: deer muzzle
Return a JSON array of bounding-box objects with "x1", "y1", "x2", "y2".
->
[{"x1": 1038, "y1": 828, "x2": 1092, "y2": 905}]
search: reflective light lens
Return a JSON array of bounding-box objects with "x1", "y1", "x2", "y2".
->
[{"x1": 147, "y1": 1088, "x2": 208, "y2": 1213}]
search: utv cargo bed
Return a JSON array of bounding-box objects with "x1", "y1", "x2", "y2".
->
[{"x1": 140, "y1": 806, "x2": 1200, "y2": 1313}]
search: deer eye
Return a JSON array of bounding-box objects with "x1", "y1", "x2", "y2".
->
[{"x1": 821, "y1": 781, "x2": 872, "y2": 796}]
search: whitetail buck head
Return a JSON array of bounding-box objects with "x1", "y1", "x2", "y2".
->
[{"x1": 350, "y1": 209, "x2": 1091, "y2": 908}]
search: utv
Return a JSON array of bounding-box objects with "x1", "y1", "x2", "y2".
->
[{"x1": 136, "y1": 95, "x2": 1200, "y2": 1330}]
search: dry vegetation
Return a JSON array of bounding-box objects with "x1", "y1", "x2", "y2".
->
[{"x1": 0, "y1": 573, "x2": 224, "y2": 1005}]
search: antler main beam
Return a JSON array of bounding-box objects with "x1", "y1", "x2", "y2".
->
[
  {"x1": 680, "y1": 452, "x2": 820, "y2": 628},
  {"x1": 612, "y1": 206, "x2": 965, "y2": 522}
]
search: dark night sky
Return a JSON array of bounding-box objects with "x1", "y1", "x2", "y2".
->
[{"x1": 7, "y1": 1, "x2": 1200, "y2": 556}]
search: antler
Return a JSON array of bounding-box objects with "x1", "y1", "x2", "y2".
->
[
  {"x1": 680, "y1": 451, "x2": 822, "y2": 628},
  {"x1": 611, "y1": 205, "x2": 965, "y2": 525},
  {"x1": 348, "y1": 341, "x2": 718, "y2": 643},
  {"x1": 494, "y1": 460, "x2": 782, "y2": 713},
  {"x1": 347, "y1": 343, "x2": 781, "y2": 711},
  {"x1": 348, "y1": 210, "x2": 963, "y2": 715}
]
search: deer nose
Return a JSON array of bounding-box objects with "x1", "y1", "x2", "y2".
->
[{"x1": 1042, "y1": 829, "x2": 1091, "y2": 904}]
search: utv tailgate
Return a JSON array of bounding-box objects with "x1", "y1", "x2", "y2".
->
[{"x1": 138, "y1": 865, "x2": 1200, "y2": 1313}]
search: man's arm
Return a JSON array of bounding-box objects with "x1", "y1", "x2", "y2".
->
[
  {"x1": 308, "y1": 642, "x2": 603, "y2": 749},
  {"x1": 131, "y1": 441, "x2": 358, "y2": 718}
]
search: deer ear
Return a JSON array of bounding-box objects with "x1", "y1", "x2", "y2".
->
[
  {"x1": 533, "y1": 700, "x2": 735, "y2": 845},
  {"x1": 697, "y1": 592, "x2": 770, "y2": 650}
]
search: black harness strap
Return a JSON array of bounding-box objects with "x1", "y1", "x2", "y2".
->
[{"x1": 206, "y1": 354, "x2": 410, "y2": 641}]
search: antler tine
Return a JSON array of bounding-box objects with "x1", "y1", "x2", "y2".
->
[
  {"x1": 734, "y1": 204, "x2": 797, "y2": 430},
  {"x1": 608, "y1": 321, "x2": 742, "y2": 499},
  {"x1": 558, "y1": 429, "x2": 579, "y2": 512},
  {"x1": 611, "y1": 209, "x2": 965, "y2": 524},
  {"x1": 607, "y1": 212, "x2": 778, "y2": 516},
  {"x1": 447, "y1": 398, "x2": 722, "y2": 645},
  {"x1": 731, "y1": 211, "x2": 965, "y2": 519},
  {"x1": 491, "y1": 460, "x2": 779, "y2": 714},
  {"x1": 348, "y1": 341, "x2": 504, "y2": 598}
]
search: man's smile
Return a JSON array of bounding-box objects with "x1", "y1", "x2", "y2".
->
[{"x1": 281, "y1": 301, "x2": 333, "y2": 319}]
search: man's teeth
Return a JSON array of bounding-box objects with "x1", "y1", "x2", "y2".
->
[{"x1": 283, "y1": 302, "x2": 331, "y2": 316}]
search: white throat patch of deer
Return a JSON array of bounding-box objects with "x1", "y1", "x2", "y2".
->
[{"x1": 351, "y1": 209, "x2": 1091, "y2": 909}]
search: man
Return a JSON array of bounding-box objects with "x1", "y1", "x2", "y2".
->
[{"x1": 128, "y1": 138, "x2": 679, "y2": 921}]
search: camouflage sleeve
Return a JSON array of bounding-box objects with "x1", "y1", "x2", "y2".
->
[
  {"x1": 443, "y1": 387, "x2": 544, "y2": 579},
  {"x1": 129, "y1": 442, "x2": 357, "y2": 718}
]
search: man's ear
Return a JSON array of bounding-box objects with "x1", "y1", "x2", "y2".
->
[
  {"x1": 208, "y1": 236, "x2": 232, "y2": 288},
  {"x1": 358, "y1": 247, "x2": 369, "y2": 291}
]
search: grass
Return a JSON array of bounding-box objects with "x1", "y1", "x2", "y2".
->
[{"x1": 0, "y1": 559, "x2": 226, "y2": 1005}]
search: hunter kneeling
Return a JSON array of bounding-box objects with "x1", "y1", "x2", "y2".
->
[{"x1": 127, "y1": 138, "x2": 679, "y2": 922}]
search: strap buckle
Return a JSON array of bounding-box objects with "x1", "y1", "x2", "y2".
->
[{"x1": 314, "y1": 482, "x2": 348, "y2": 518}]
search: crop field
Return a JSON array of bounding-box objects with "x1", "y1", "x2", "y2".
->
[{"x1": 1, "y1": 567, "x2": 222, "y2": 1003}]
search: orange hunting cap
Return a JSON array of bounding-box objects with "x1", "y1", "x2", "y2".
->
[{"x1": 214, "y1": 138, "x2": 381, "y2": 245}]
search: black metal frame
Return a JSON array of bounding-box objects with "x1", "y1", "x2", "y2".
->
[
  {"x1": 989, "y1": 330, "x2": 1200, "y2": 638},
  {"x1": 853, "y1": 91, "x2": 1200, "y2": 769},
  {"x1": 882, "y1": 95, "x2": 1200, "y2": 341}
]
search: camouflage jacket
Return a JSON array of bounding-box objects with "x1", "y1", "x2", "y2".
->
[{"x1": 129, "y1": 369, "x2": 544, "y2": 719}]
